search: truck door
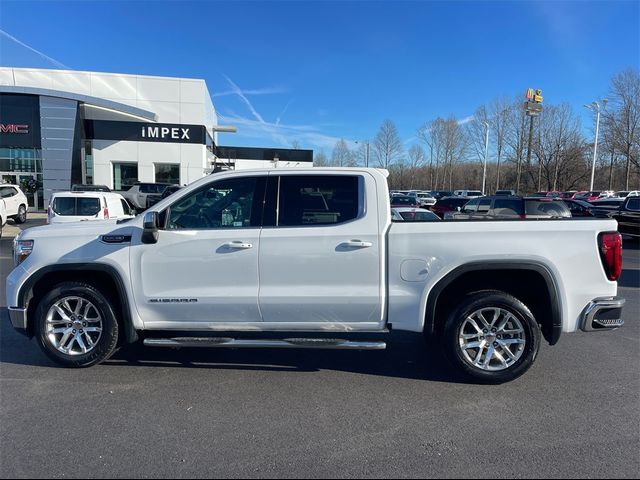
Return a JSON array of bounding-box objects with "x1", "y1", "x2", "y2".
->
[
  {"x1": 258, "y1": 173, "x2": 384, "y2": 329},
  {"x1": 130, "y1": 175, "x2": 266, "y2": 328}
]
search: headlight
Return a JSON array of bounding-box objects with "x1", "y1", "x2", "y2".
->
[{"x1": 13, "y1": 239, "x2": 34, "y2": 266}]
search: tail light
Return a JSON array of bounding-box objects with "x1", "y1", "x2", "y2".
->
[
  {"x1": 598, "y1": 232, "x2": 623, "y2": 281},
  {"x1": 103, "y1": 207, "x2": 109, "y2": 219}
]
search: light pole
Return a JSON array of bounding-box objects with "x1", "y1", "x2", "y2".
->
[
  {"x1": 584, "y1": 99, "x2": 607, "y2": 191},
  {"x1": 482, "y1": 121, "x2": 489, "y2": 195}
]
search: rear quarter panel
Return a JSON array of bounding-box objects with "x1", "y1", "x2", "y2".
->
[{"x1": 387, "y1": 218, "x2": 619, "y2": 333}]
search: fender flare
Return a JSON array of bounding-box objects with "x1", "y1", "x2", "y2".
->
[
  {"x1": 19, "y1": 263, "x2": 138, "y2": 343},
  {"x1": 424, "y1": 261, "x2": 563, "y2": 345}
]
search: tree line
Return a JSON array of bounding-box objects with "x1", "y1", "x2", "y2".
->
[{"x1": 313, "y1": 68, "x2": 640, "y2": 193}]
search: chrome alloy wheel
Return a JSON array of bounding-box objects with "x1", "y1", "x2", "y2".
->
[
  {"x1": 458, "y1": 307, "x2": 526, "y2": 371},
  {"x1": 45, "y1": 296, "x2": 103, "y2": 356}
]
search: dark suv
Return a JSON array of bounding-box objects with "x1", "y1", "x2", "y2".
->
[{"x1": 445, "y1": 196, "x2": 572, "y2": 220}]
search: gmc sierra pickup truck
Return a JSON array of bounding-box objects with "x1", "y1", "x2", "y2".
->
[{"x1": 7, "y1": 168, "x2": 625, "y2": 383}]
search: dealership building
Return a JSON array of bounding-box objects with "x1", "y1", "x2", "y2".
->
[{"x1": 0, "y1": 67, "x2": 313, "y2": 210}]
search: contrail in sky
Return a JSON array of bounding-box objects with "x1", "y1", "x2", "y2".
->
[{"x1": 0, "y1": 29, "x2": 69, "y2": 69}]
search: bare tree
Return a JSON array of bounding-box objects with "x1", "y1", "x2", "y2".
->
[
  {"x1": 373, "y1": 119, "x2": 404, "y2": 169},
  {"x1": 417, "y1": 119, "x2": 445, "y2": 189},
  {"x1": 607, "y1": 68, "x2": 640, "y2": 189},
  {"x1": 532, "y1": 104, "x2": 587, "y2": 191},
  {"x1": 291, "y1": 140, "x2": 301, "y2": 150},
  {"x1": 313, "y1": 149, "x2": 329, "y2": 167},
  {"x1": 406, "y1": 144, "x2": 426, "y2": 188},
  {"x1": 489, "y1": 96, "x2": 511, "y2": 190},
  {"x1": 331, "y1": 139, "x2": 355, "y2": 167}
]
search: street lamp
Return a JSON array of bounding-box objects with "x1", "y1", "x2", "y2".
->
[
  {"x1": 482, "y1": 121, "x2": 489, "y2": 195},
  {"x1": 584, "y1": 99, "x2": 607, "y2": 191}
]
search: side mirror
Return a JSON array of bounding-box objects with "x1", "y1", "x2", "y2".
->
[{"x1": 142, "y1": 211, "x2": 159, "y2": 244}]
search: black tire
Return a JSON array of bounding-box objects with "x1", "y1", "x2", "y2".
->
[
  {"x1": 34, "y1": 282, "x2": 119, "y2": 368},
  {"x1": 14, "y1": 205, "x2": 27, "y2": 224},
  {"x1": 443, "y1": 290, "x2": 541, "y2": 384}
]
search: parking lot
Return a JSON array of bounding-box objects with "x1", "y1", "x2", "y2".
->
[{"x1": 0, "y1": 216, "x2": 638, "y2": 478}]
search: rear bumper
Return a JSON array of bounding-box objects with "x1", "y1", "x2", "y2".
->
[{"x1": 580, "y1": 297, "x2": 625, "y2": 332}]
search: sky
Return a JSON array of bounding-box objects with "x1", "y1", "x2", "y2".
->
[{"x1": 0, "y1": 0, "x2": 638, "y2": 155}]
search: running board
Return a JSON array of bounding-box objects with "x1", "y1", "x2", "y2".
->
[{"x1": 143, "y1": 337, "x2": 386, "y2": 350}]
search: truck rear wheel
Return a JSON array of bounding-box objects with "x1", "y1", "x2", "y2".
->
[
  {"x1": 443, "y1": 290, "x2": 541, "y2": 384},
  {"x1": 34, "y1": 282, "x2": 119, "y2": 368}
]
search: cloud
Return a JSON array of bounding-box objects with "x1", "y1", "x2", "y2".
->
[
  {"x1": 457, "y1": 115, "x2": 475, "y2": 125},
  {"x1": 222, "y1": 75, "x2": 290, "y2": 145},
  {"x1": 212, "y1": 86, "x2": 286, "y2": 98},
  {"x1": 218, "y1": 111, "x2": 349, "y2": 151},
  {"x1": 0, "y1": 29, "x2": 69, "y2": 69},
  {"x1": 276, "y1": 98, "x2": 295, "y2": 127}
]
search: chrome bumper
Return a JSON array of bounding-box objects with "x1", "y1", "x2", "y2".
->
[
  {"x1": 580, "y1": 297, "x2": 625, "y2": 332},
  {"x1": 8, "y1": 306, "x2": 27, "y2": 331}
]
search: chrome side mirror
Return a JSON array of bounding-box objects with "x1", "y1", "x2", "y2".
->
[{"x1": 142, "y1": 211, "x2": 159, "y2": 244}]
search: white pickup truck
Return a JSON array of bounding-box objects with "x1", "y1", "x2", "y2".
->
[{"x1": 7, "y1": 168, "x2": 625, "y2": 383}]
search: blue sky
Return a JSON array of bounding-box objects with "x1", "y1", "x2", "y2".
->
[{"x1": 0, "y1": 0, "x2": 638, "y2": 154}]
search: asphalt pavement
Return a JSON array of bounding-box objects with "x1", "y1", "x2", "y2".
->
[{"x1": 0, "y1": 216, "x2": 638, "y2": 478}]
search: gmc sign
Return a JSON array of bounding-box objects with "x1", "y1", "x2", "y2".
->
[{"x1": 0, "y1": 124, "x2": 29, "y2": 134}]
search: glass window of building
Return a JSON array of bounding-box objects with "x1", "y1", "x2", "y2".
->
[
  {"x1": 155, "y1": 164, "x2": 180, "y2": 185},
  {"x1": 113, "y1": 163, "x2": 138, "y2": 191}
]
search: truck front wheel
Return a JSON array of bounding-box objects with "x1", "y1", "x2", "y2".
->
[
  {"x1": 34, "y1": 282, "x2": 119, "y2": 368},
  {"x1": 443, "y1": 291, "x2": 541, "y2": 384}
]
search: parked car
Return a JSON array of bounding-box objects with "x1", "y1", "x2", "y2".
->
[
  {"x1": 453, "y1": 189, "x2": 483, "y2": 198},
  {"x1": 390, "y1": 195, "x2": 420, "y2": 208},
  {"x1": 545, "y1": 191, "x2": 563, "y2": 198},
  {"x1": 7, "y1": 167, "x2": 624, "y2": 384},
  {"x1": 613, "y1": 190, "x2": 640, "y2": 198},
  {"x1": 430, "y1": 196, "x2": 471, "y2": 218},
  {"x1": 71, "y1": 184, "x2": 111, "y2": 192},
  {"x1": 391, "y1": 207, "x2": 441, "y2": 222},
  {"x1": 47, "y1": 192, "x2": 135, "y2": 224},
  {"x1": 562, "y1": 199, "x2": 595, "y2": 217},
  {"x1": 0, "y1": 198, "x2": 6, "y2": 239},
  {"x1": 429, "y1": 190, "x2": 454, "y2": 200},
  {"x1": 574, "y1": 191, "x2": 604, "y2": 202},
  {"x1": 0, "y1": 184, "x2": 29, "y2": 224},
  {"x1": 589, "y1": 198, "x2": 626, "y2": 208},
  {"x1": 446, "y1": 196, "x2": 571, "y2": 220},
  {"x1": 529, "y1": 192, "x2": 548, "y2": 198},
  {"x1": 146, "y1": 185, "x2": 183, "y2": 209},
  {"x1": 591, "y1": 196, "x2": 640, "y2": 238},
  {"x1": 414, "y1": 192, "x2": 437, "y2": 207},
  {"x1": 120, "y1": 182, "x2": 174, "y2": 210},
  {"x1": 562, "y1": 191, "x2": 579, "y2": 199},
  {"x1": 495, "y1": 190, "x2": 516, "y2": 196}
]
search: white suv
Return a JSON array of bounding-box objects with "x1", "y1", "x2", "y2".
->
[
  {"x1": 0, "y1": 184, "x2": 29, "y2": 224},
  {"x1": 0, "y1": 199, "x2": 6, "y2": 239},
  {"x1": 48, "y1": 191, "x2": 135, "y2": 224}
]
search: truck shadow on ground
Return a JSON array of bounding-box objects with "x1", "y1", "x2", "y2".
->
[{"x1": 0, "y1": 314, "x2": 471, "y2": 384}]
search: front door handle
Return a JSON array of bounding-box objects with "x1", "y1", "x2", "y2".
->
[
  {"x1": 223, "y1": 241, "x2": 253, "y2": 250},
  {"x1": 343, "y1": 240, "x2": 373, "y2": 248}
]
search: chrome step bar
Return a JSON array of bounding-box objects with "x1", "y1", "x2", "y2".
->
[{"x1": 143, "y1": 337, "x2": 386, "y2": 350}]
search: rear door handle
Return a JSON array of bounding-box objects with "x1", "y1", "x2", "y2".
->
[
  {"x1": 223, "y1": 241, "x2": 253, "y2": 250},
  {"x1": 343, "y1": 240, "x2": 373, "y2": 248}
]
